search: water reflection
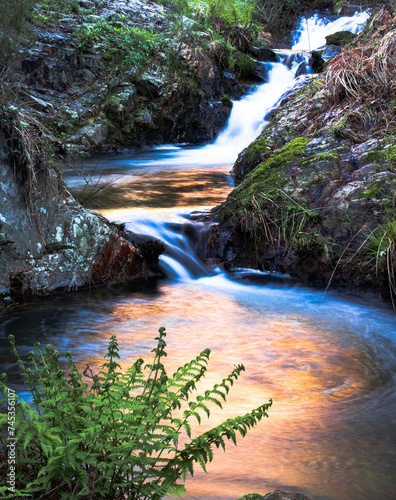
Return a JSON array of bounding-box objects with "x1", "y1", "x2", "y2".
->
[
  {"x1": 65, "y1": 163, "x2": 233, "y2": 209},
  {"x1": 3, "y1": 10, "x2": 396, "y2": 499},
  {"x1": 1, "y1": 278, "x2": 396, "y2": 500}
]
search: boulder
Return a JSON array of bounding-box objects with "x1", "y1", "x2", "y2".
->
[
  {"x1": 70, "y1": 123, "x2": 108, "y2": 148},
  {"x1": 250, "y1": 46, "x2": 278, "y2": 62},
  {"x1": 325, "y1": 31, "x2": 357, "y2": 46},
  {"x1": 209, "y1": 72, "x2": 396, "y2": 294},
  {"x1": 0, "y1": 127, "x2": 151, "y2": 305}
]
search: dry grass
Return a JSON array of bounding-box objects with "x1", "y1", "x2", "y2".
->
[
  {"x1": 0, "y1": 72, "x2": 56, "y2": 212},
  {"x1": 325, "y1": 7, "x2": 396, "y2": 104},
  {"x1": 316, "y1": 7, "x2": 396, "y2": 141}
]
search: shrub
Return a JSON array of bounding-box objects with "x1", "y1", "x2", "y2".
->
[
  {"x1": 0, "y1": 0, "x2": 36, "y2": 67},
  {"x1": 73, "y1": 20, "x2": 162, "y2": 77},
  {"x1": 0, "y1": 328, "x2": 272, "y2": 499}
]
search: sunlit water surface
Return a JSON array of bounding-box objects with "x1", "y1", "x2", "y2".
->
[
  {"x1": 2, "y1": 162, "x2": 396, "y2": 499},
  {"x1": 2, "y1": 10, "x2": 396, "y2": 500}
]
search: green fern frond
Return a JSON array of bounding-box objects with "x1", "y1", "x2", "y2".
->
[{"x1": 2, "y1": 329, "x2": 272, "y2": 498}]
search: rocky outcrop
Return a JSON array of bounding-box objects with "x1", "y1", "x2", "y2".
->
[
  {"x1": 17, "y1": 0, "x2": 260, "y2": 153},
  {"x1": 208, "y1": 9, "x2": 396, "y2": 299},
  {"x1": 0, "y1": 115, "x2": 156, "y2": 308}
]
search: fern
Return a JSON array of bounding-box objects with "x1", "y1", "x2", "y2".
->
[{"x1": 0, "y1": 328, "x2": 272, "y2": 499}]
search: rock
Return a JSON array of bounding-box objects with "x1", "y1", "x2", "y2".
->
[
  {"x1": 250, "y1": 46, "x2": 278, "y2": 62},
  {"x1": 264, "y1": 491, "x2": 311, "y2": 500},
  {"x1": 325, "y1": 31, "x2": 357, "y2": 46},
  {"x1": 237, "y1": 490, "x2": 312, "y2": 500},
  {"x1": 78, "y1": 0, "x2": 95, "y2": 8},
  {"x1": 335, "y1": 3, "x2": 363, "y2": 16},
  {"x1": 26, "y1": 93, "x2": 55, "y2": 113},
  {"x1": 70, "y1": 123, "x2": 108, "y2": 148},
  {"x1": 310, "y1": 51, "x2": 325, "y2": 73},
  {"x1": 320, "y1": 45, "x2": 340, "y2": 60},
  {"x1": 210, "y1": 70, "x2": 396, "y2": 294},
  {"x1": 116, "y1": 85, "x2": 136, "y2": 107},
  {"x1": 135, "y1": 73, "x2": 166, "y2": 98},
  {"x1": 0, "y1": 125, "x2": 153, "y2": 303}
]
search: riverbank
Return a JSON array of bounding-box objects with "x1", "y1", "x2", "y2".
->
[
  {"x1": 0, "y1": 0, "x2": 284, "y2": 306},
  {"x1": 208, "y1": 5, "x2": 396, "y2": 304}
]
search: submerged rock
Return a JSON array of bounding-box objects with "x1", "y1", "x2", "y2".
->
[{"x1": 237, "y1": 491, "x2": 311, "y2": 500}]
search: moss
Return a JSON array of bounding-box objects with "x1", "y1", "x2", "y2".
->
[
  {"x1": 325, "y1": 30, "x2": 357, "y2": 46},
  {"x1": 298, "y1": 149, "x2": 340, "y2": 167},
  {"x1": 364, "y1": 144, "x2": 396, "y2": 165},
  {"x1": 245, "y1": 136, "x2": 272, "y2": 169},
  {"x1": 361, "y1": 176, "x2": 396, "y2": 201},
  {"x1": 235, "y1": 137, "x2": 311, "y2": 207}
]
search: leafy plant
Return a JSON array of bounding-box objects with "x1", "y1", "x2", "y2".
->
[
  {"x1": 73, "y1": 20, "x2": 162, "y2": 77},
  {"x1": 0, "y1": 328, "x2": 272, "y2": 499},
  {"x1": 367, "y1": 217, "x2": 396, "y2": 307},
  {"x1": 0, "y1": 0, "x2": 36, "y2": 67}
]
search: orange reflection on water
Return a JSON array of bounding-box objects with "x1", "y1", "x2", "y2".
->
[
  {"x1": 76, "y1": 166, "x2": 234, "y2": 210},
  {"x1": 70, "y1": 280, "x2": 384, "y2": 500}
]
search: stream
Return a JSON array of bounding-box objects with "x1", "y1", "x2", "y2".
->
[{"x1": 2, "y1": 10, "x2": 396, "y2": 500}]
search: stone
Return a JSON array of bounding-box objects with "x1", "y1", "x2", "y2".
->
[
  {"x1": 251, "y1": 46, "x2": 278, "y2": 62},
  {"x1": 325, "y1": 31, "x2": 357, "y2": 46},
  {"x1": 0, "y1": 126, "x2": 155, "y2": 303},
  {"x1": 70, "y1": 123, "x2": 108, "y2": 148},
  {"x1": 237, "y1": 490, "x2": 312, "y2": 500},
  {"x1": 78, "y1": 0, "x2": 95, "y2": 8},
  {"x1": 116, "y1": 86, "x2": 136, "y2": 107}
]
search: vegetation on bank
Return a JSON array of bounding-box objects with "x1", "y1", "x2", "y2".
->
[
  {"x1": 0, "y1": 328, "x2": 272, "y2": 499},
  {"x1": 210, "y1": 4, "x2": 396, "y2": 301},
  {"x1": 0, "y1": 0, "x2": 344, "y2": 74}
]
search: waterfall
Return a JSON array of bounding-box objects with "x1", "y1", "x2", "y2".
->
[
  {"x1": 292, "y1": 10, "x2": 370, "y2": 51},
  {"x1": 113, "y1": 11, "x2": 371, "y2": 281},
  {"x1": 121, "y1": 10, "x2": 370, "y2": 170},
  {"x1": 90, "y1": 11, "x2": 372, "y2": 281},
  {"x1": 209, "y1": 9, "x2": 370, "y2": 156}
]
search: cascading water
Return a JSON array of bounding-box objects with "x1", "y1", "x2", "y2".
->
[
  {"x1": 88, "y1": 10, "x2": 372, "y2": 282},
  {"x1": 292, "y1": 10, "x2": 370, "y2": 51},
  {"x1": 4, "y1": 10, "x2": 396, "y2": 500}
]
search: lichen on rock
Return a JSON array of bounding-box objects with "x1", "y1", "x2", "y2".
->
[{"x1": 0, "y1": 106, "x2": 158, "y2": 308}]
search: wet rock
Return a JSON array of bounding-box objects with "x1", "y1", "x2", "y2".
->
[
  {"x1": 237, "y1": 490, "x2": 312, "y2": 500},
  {"x1": 320, "y1": 44, "x2": 340, "y2": 60},
  {"x1": 70, "y1": 123, "x2": 108, "y2": 148},
  {"x1": 210, "y1": 77, "x2": 396, "y2": 294},
  {"x1": 250, "y1": 46, "x2": 278, "y2": 62},
  {"x1": 0, "y1": 128, "x2": 150, "y2": 302},
  {"x1": 335, "y1": 3, "x2": 364, "y2": 16},
  {"x1": 310, "y1": 51, "x2": 325, "y2": 73},
  {"x1": 325, "y1": 30, "x2": 357, "y2": 46}
]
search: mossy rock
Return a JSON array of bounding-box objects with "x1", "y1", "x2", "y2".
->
[
  {"x1": 231, "y1": 137, "x2": 311, "y2": 208},
  {"x1": 236, "y1": 495, "x2": 265, "y2": 500},
  {"x1": 325, "y1": 31, "x2": 357, "y2": 46},
  {"x1": 245, "y1": 136, "x2": 273, "y2": 171},
  {"x1": 364, "y1": 144, "x2": 396, "y2": 165}
]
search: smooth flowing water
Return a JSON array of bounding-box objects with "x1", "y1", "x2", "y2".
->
[{"x1": 2, "y1": 11, "x2": 396, "y2": 500}]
